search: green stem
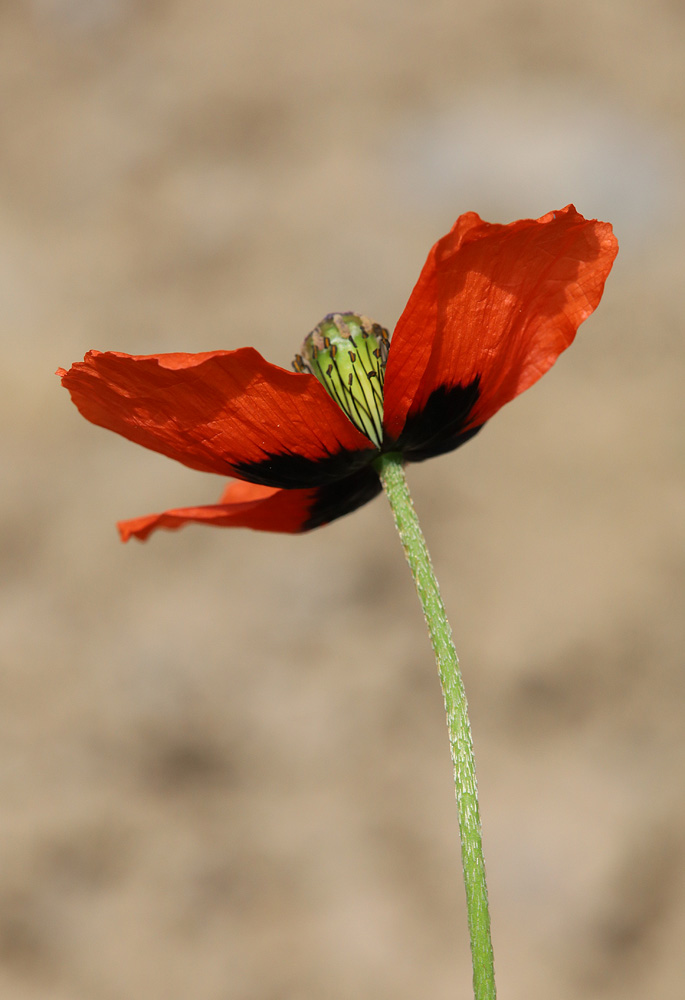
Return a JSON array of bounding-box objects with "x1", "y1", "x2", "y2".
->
[{"x1": 374, "y1": 452, "x2": 496, "y2": 1000}]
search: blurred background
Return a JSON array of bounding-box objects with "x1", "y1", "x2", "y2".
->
[{"x1": 2, "y1": 1, "x2": 684, "y2": 998}]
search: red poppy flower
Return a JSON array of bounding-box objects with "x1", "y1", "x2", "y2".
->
[{"x1": 58, "y1": 205, "x2": 617, "y2": 542}]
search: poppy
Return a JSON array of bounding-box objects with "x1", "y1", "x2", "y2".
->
[{"x1": 58, "y1": 205, "x2": 617, "y2": 542}]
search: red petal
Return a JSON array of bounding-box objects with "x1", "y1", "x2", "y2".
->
[
  {"x1": 383, "y1": 205, "x2": 618, "y2": 438},
  {"x1": 118, "y1": 480, "x2": 317, "y2": 541},
  {"x1": 59, "y1": 348, "x2": 372, "y2": 480}
]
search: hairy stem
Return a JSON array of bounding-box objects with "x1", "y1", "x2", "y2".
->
[{"x1": 374, "y1": 452, "x2": 496, "y2": 1000}]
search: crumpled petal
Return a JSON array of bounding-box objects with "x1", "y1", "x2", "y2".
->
[
  {"x1": 118, "y1": 465, "x2": 382, "y2": 541},
  {"x1": 118, "y1": 481, "x2": 313, "y2": 541}
]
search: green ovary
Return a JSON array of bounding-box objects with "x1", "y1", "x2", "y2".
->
[{"x1": 293, "y1": 312, "x2": 390, "y2": 448}]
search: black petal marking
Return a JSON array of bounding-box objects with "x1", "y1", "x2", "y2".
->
[
  {"x1": 303, "y1": 465, "x2": 382, "y2": 530},
  {"x1": 232, "y1": 446, "x2": 377, "y2": 489},
  {"x1": 388, "y1": 379, "x2": 483, "y2": 462}
]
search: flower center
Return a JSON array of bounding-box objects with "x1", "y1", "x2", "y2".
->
[{"x1": 293, "y1": 312, "x2": 390, "y2": 448}]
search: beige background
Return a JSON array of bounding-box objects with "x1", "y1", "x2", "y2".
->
[{"x1": 3, "y1": 1, "x2": 684, "y2": 998}]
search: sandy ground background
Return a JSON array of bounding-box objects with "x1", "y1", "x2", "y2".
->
[{"x1": 2, "y1": 1, "x2": 684, "y2": 998}]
